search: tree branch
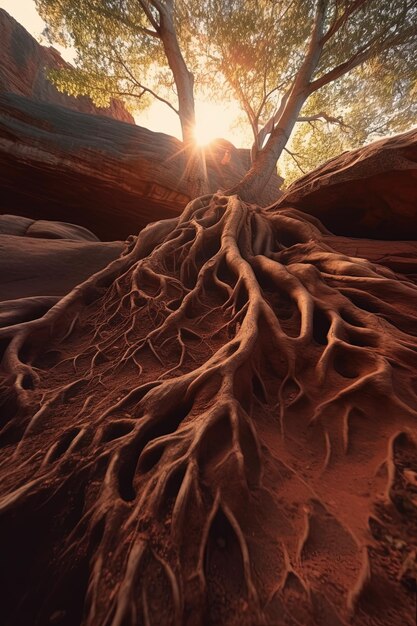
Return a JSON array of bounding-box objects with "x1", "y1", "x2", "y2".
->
[
  {"x1": 136, "y1": 0, "x2": 161, "y2": 32},
  {"x1": 150, "y1": 0, "x2": 169, "y2": 17},
  {"x1": 257, "y1": 0, "x2": 329, "y2": 149},
  {"x1": 308, "y1": 22, "x2": 417, "y2": 95},
  {"x1": 297, "y1": 111, "x2": 352, "y2": 131},
  {"x1": 140, "y1": 26, "x2": 160, "y2": 38},
  {"x1": 113, "y1": 49, "x2": 179, "y2": 114},
  {"x1": 227, "y1": 74, "x2": 258, "y2": 137},
  {"x1": 320, "y1": 0, "x2": 368, "y2": 45},
  {"x1": 131, "y1": 82, "x2": 179, "y2": 113},
  {"x1": 284, "y1": 147, "x2": 307, "y2": 173},
  {"x1": 85, "y1": 2, "x2": 160, "y2": 39}
]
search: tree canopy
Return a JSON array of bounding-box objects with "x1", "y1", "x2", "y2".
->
[
  {"x1": 36, "y1": 0, "x2": 417, "y2": 194},
  {"x1": 208, "y1": 0, "x2": 417, "y2": 197}
]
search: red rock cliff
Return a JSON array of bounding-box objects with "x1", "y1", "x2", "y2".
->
[{"x1": 0, "y1": 8, "x2": 134, "y2": 124}]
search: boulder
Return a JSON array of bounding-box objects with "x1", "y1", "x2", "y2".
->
[
  {"x1": 276, "y1": 128, "x2": 417, "y2": 240},
  {"x1": 0, "y1": 215, "x2": 123, "y2": 327},
  {"x1": 0, "y1": 213, "x2": 100, "y2": 241},
  {"x1": 0, "y1": 93, "x2": 281, "y2": 240},
  {"x1": 0, "y1": 8, "x2": 134, "y2": 124}
]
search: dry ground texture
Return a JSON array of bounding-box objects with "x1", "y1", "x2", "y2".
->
[{"x1": 0, "y1": 194, "x2": 416, "y2": 626}]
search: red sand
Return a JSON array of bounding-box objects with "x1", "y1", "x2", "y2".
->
[{"x1": 0, "y1": 194, "x2": 416, "y2": 625}]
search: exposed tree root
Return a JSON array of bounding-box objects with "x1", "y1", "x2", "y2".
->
[{"x1": 0, "y1": 194, "x2": 416, "y2": 626}]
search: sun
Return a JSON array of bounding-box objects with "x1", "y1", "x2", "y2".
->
[
  {"x1": 136, "y1": 98, "x2": 251, "y2": 148},
  {"x1": 193, "y1": 123, "x2": 215, "y2": 146},
  {"x1": 193, "y1": 101, "x2": 243, "y2": 147}
]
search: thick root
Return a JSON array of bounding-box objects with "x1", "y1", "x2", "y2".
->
[{"x1": 0, "y1": 194, "x2": 416, "y2": 626}]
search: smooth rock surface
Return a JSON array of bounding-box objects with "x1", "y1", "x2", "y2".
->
[
  {"x1": 0, "y1": 215, "x2": 123, "y2": 327},
  {"x1": 0, "y1": 214, "x2": 100, "y2": 241},
  {"x1": 276, "y1": 128, "x2": 417, "y2": 240}
]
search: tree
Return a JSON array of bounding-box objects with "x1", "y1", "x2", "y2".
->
[
  {"x1": 200, "y1": 0, "x2": 417, "y2": 198},
  {"x1": 280, "y1": 58, "x2": 417, "y2": 183},
  {"x1": 37, "y1": 0, "x2": 417, "y2": 200},
  {"x1": 36, "y1": 0, "x2": 209, "y2": 196},
  {"x1": 0, "y1": 5, "x2": 417, "y2": 624}
]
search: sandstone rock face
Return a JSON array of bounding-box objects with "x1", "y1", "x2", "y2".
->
[
  {"x1": 276, "y1": 128, "x2": 417, "y2": 240},
  {"x1": 0, "y1": 214, "x2": 100, "y2": 241},
  {"x1": 0, "y1": 8, "x2": 134, "y2": 124},
  {"x1": 0, "y1": 215, "x2": 123, "y2": 327},
  {"x1": 0, "y1": 93, "x2": 281, "y2": 240},
  {"x1": 324, "y1": 234, "x2": 417, "y2": 285}
]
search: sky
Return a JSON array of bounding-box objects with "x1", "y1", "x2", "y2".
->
[
  {"x1": 0, "y1": 0, "x2": 245, "y2": 145},
  {"x1": 0, "y1": 0, "x2": 74, "y2": 61}
]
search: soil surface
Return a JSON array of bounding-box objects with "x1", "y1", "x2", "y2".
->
[{"x1": 0, "y1": 194, "x2": 416, "y2": 625}]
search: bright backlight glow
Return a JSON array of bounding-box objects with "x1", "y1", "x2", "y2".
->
[
  {"x1": 194, "y1": 101, "x2": 241, "y2": 146},
  {"x1": 0, "y1": 0, "x2": 76, "y2": 62}
]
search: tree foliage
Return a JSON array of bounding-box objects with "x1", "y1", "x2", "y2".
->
[
  {"x1": 36, "y1": 0, "x2": 417, "y2": 193},
  {"x1": 280, "y1": 14, "x2": 417, "y2": 181},
  {"x1": 37, "y1": 1, "x2": 200, "y2": 144},
  {"x1": 282, "y1": 57, "x2": 417, "y2": 183},
  {"x1": 38, "y1": 1, "x2": 161, "y2": 108},
  {"x1": 218, "y1": 0, "x2": 417, "y2": 199}
]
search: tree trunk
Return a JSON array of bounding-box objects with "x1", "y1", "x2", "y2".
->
[
  {"x1": 0, "y1": 193, "x2": 416, "y2": 626},
  {"x1": 229, "y1": 0, "x2": 327, "y2": 202},
  {"x1": 159, "y1": 6, "x2": 209, "y2": 197},
  {"x1": 183, "y1": 142, "x2": 210, "y2": 198},
  {"x1": 227, "y1": 91, "x2": 307, "y2": 202}
]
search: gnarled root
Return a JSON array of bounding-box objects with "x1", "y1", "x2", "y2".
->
[{"x1": 0, "y1": 194, "x2": 416, "y2": 626}]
